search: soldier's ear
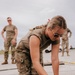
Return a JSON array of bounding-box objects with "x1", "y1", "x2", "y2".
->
[{"x1": 49, "y1": 27, "x2": 52, "y2": 31}]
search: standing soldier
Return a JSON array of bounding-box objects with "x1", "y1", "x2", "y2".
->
[
  {"x1": 1, "y1": 17, "x2": 18, "y2": 64},
  {"x1": 62, "y1": 28, "x2": 72, "y2": 56}
]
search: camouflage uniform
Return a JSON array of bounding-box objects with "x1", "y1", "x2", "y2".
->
[
  {"x1": 15, "y1": 25, "x2": 60, "y2": 75},
  {"x1": 3, "y1": 25, "x2": 17, "y2": 62},
  {"x1": 62, "y1": 28, "x2": 72, "y2": 56}
]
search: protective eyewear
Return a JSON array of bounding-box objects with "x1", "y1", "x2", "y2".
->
[{"x1": 54, "y1": 33, "x2": 62, "y2": 37}]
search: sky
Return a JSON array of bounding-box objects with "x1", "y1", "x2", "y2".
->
[{"x1": 0, "y1": 0, "x2": 75, "y2": 50}]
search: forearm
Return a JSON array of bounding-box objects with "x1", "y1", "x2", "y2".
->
[
  {"x1": 13, "y1": 34, "x2": 17, "y2": 39},
  {"x1": 13, "y1": 30, "x2": 18, "y2": 39},
  {"x1": 1, "y1": 32, "x2": 5, "y2": 40},
  {"x1": 52, "y1": 59, "x2": 59, "y2": 75},
  {"x1": 33, "y1": 61, "x2": 48, "y2": 75}
]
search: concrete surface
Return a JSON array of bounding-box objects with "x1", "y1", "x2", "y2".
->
[
  {"x1": 43, "y1": 49, "x2": 75, "y2": 75},
  {"x1": 0, "y1": 49, "x2": 75, "y2": 75}
]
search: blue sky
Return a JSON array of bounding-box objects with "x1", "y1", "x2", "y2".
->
[{"x1": 0, "y1": 0, "x2": 75, "y2": 50}]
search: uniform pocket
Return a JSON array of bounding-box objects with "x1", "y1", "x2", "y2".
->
[{"x1": 15, "y1": 52, "x2": 31, "y2": 73}]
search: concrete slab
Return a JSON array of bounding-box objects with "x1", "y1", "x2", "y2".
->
[
  {"x1": 0, "y1": 49, "x2": 75, "y2": 75},
  {"x1": 43, "y1": 49, "x2": 75, "y2": 75}
]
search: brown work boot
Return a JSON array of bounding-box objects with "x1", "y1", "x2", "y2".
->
[
  {"x1": 11, "y1": 59, "x2": 15, "y2": 64},
  {"x1": 2, "y1": 60, "x2": 8, "y2": 65}
]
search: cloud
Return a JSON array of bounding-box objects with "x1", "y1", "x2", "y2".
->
[{"x1": 40, "y1": 8, "x2": 55, "y2": 15}]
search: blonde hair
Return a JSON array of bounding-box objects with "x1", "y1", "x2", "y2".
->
[{"x1": 47, "y1": 15, "x2": 67, "y2": 29}]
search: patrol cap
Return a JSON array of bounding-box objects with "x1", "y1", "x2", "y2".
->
[{"x1": 7, "y1": 17, "x2": 12, "y2": 21}]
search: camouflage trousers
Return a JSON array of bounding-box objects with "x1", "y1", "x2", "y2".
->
[
  {"x1": 15, "y1": 49, "x2": 43, "y2": 75},
  {"x1": 62, "y1": 40, "x2": 69, "y2": 56},
  {"x1": 4, "y1": 38, "x2": 16, "y2": 60}
]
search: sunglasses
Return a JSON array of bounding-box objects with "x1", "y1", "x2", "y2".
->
[
  {"x1": 54, "y1": 33, "x2": 62, "y2": 37},
  {"x1": 7, "y1": 20, "x2": 11, "y2": 21}
]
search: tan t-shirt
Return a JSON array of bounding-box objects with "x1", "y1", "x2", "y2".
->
[
  {"x1": 20, "y1": 27, "x2": 60, "y2": 51},
  {"x1": 3, "y1": 24, "x2": 17, "y2": 38}
]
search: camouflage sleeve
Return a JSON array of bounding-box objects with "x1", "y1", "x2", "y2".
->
[
  {"x1": 13, "y1": 25, "x2": 17, "y2": 30},
  {"x1": 28, "y1": 29, "x2": 41, "y2": 41},
  {"x1": 52, "y1": 39, "x2": 60, "y2": 45}
]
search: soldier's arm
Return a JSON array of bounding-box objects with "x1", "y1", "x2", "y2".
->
[
  {"x1": 51, "y1": 43, "x2": 60, "y2": 75},
  {"x1": 13, "y1": 28, "x2": 18, "y2": 40},
  {"x1": 11, "y1": 28, "x2": 18, "y2": 45},
  {"x1": 1, "y1": 30, "x2": 6, "y2": 41},
  {"x1": 29, "y1": 35, "x2": 48, "y2": 75}
]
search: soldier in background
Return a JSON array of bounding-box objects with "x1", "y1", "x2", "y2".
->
[
  {"x1": 1, "y1": 17, "x2": 18, "y2": 64},
  {"x1": 61, "y1": 28, "x2": 72, "y2": 56}
]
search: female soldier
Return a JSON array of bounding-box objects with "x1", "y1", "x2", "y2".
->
[{"x1": 15, "y1": 15, "x2": 67, "y2": 75}]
